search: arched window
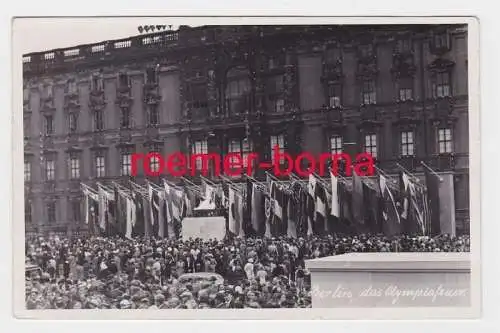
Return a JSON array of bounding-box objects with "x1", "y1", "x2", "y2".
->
[{"x1": 225, "y1": 66, "x2": 251, "y2": 115}]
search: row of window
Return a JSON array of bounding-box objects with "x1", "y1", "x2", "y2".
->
[
  {"x1": 41, "y1": 105, "x2": 159, "y2": 136},
  {"x1": 327, "y1": 128, "x2": 452, "y2": 159},
  {"x1": 329, "y1": 72, "x2": 451, "y2": 108},
  {"x1": 25, "y1": 200, "x2": 81, "y2": 225},
  {"x1": 24, "y1": 129, "x2": 453, "y2": 182},
  {"x1": 33, "y1": 69, "x2": 452, "y2": 137},
  {"x1": 29, "y1": 70, "x2": 157, "y2": 101},
  {"x1": 40, "y1": 74, "x2": 450, "y2": 135}
]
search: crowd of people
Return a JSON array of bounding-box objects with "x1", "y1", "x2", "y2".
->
[{"x1": 25, "y1": 233, "x2": 470, "y2": 309}]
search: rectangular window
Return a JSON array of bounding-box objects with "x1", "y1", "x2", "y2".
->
[
  {"x1": 228, "y1": 138, "x2": 252, "y2": 170},
  {"x1": 121, "y1": 108, "x2": 130, "y2": 128},
  {"x1": 45, "y1": 159, "x2": 55, "y2": 181},
  {"x1": 94, "y1": 110, "x2": 104, "y2": 131},
  {"x1": 438, "y1": 128, "x2": 453, "y2": 154},
  {"x1": 148, "y1": 105, "x2": 159, "y2": 126},
  {"x1": 72, "y1": 201, "x2": 81, "y2": 223},
  {"x1": 399, "y1": 87, "x2": 413, "y2": 102},
  {"x1": 68, "y1": 113, "x2": 78, "y2": 133},
  {"x1": 434, "y1": 32, "x2": 449, "y2": 49},
  {"x1": 91, "y1": 75, "x2": 104, "y2": 91},
  {"x1": 328, "y1": 84, "x2": 342, "y2": 108},
  {"x1": 188, "y1": 84, "x2": 208, "y2": 111},
  {"x1": 24, "y1": 160, "x2": 31, "y2": 182},
  {"x1": 47, "y1": 202, "x2": 56, "y2": 224},
  {"x1": 225, "y1": 78, "x2": 251, "y2": 114},
  {"x1": 69, "y1": 154, "x2": 80, "y2": 179},
  {"x1": 191, "y1": 140, "x2": 208, "y2": 170},
  {"x1": 67, "y1": 80, "x2": 78, "y2": 94},
  {"x1": 275, "y1": 98, "x2": 285, "y2": 112},
  {"x1": 330, "y1": 135, "x2": 343, "y2": 155},
  {"x1": 270, "y1": 135, "x2": 285, "y2": 164},
  {"x1": 145, "y1": 68, "x2": 158, "y2": 84},
  {"x1": 433, "y1": 72, "x2": 451, "y2": 98},
  {"x1": 401, "y1": 131, "x2": 415, "y2": 157},
  {"x1": 119, "y1": 73, "x2": 130, "y2": 88},
  {"x1": 362, "y1": 80, "x2": 377, "y2": 105},
  {"x1": 364, "y1": 134, "x2": 377, "y2": 158},
  {"x1": 149, "y1": 144, "x2": 161, "y2": 173},
  {"x1": 95, "y1": 153, "x2": 105, "y2": 178},
  {"x1": 121, "y1": 151, "x2": 132, "y2": 176},
  {"x1": 45, "y1": 115, "x2": 54, "y2": 135}
]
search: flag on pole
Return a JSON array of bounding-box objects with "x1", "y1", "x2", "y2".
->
[
  {"x1": 163, "y1": 182, "x2": 175, "y2": 239},
  {"x1": 362, "y1": 182, "x2": 381, "y2": 234},
  {"x1": 306, "y1": 175, "x2": 316, "y2": 236},
  {"x1": 425, "y1": 169, "x2": 441, "y2": 236},
  {"x1": 171, "y1": 187, "x2": 184, "y2": 222},
  {"x1": 330, "y1": 172, "x2": 340, "y2": 217},
  {"x1": 158, "y1": 190, "x2": 165, "y2": 238},
  {"x1": 195, "y1": 181, "x2": 216, "y2": 210},
  {"x1": 379, "y1": 175, "x2": 401, "y2": 236},
  {"x1": 264, "y1": 193, "x2": 272, "y2": 238},
  {"x1": 408, "y1": 181, "x2": 425, "y2": 235},
  {"x1": 400, "y1": 172, "x2": 411, "y2": 220},
  {"x1": 315, "y1": 183, "x2": 327, "y2": 234},
  {"x1": 132, "y1": 190, "x2": 145, "y2": 237},
  {"x1": 82, "y1": 186, "x2": 98, "y2": 225},
  {"x1": 352, "y1": 172, "x2": 365, "y2": 226},
  {"x1": 250, "y1": 183, "x2": 265, "y2": 236},
  {"x1": 237, "y1": 190, "x2": 245, "y2": 238},
  {"x1": 98, "y1": 185, "x2": 108, "y2": 231},
  {"x1": 338, "y1": 181, "x2": 353, "y2": 233},
  {"x1": 286, "y1": 186, "x2": 298, "y2": 238},
  {"x1": 228, "y1": 187, "x2": 239, "y2": 235},
  {"x1": 125, "y1": 197, "x2": 134, "y2": 240}
]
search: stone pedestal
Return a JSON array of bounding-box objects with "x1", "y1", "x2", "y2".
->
[{"x1": 305, "y1": 252, "x2": 470, "y2": 308}]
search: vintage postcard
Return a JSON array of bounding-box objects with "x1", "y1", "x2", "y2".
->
[{"x1": 11, "y1": 16, "x2": 480, "y2": 319}]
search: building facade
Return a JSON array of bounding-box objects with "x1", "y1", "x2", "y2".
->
[{"x1": 22, "y1": 24, "x2": 469, "y2": 235}]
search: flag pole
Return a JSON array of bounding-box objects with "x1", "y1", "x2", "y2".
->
[
  {"x1": 245, "y1": 174, "x2": 267, "y2": 193},
  {"x1": 200, "y1": 175, "x2": 218, "y2": 187},
  {"x1": 396, "y1": 163, "x2": 422, "y2": 183},
  {"x1": 81, "y1": 183, "x2": 98, "y2": 195},
  {"x1": 112, "y1": 181, "x2": 132, "y2": 198},
  {"x1": 129, "y1": 180, "x2": 148, "y2": 195},
  {"x1": 180, "y1": 176, "x2": 201, "y2": 190},
  {"x1": 265, "y1": 171, "x2": 280, "y2": 182},
  {"x1": 313, "y1": 172, "x2": 331, "y2": 188},
  {"x1": 374, "y1": 166, "x2": 398, "y2": 185},
  {"x1": 97, "y1": 182, "x2": 114, "y2": 194},
  {"x1": 219, "y1": 175, "x2": 241, "y2": 191},
  {"x1": 146, "y1": 179, "x2": 163, "y2": 192},
  {"x1": 180, "y1": 177, "x2": 204, "y2": 197},
  {"x1": 420, "y1": 161, "x2": 444, "y2": 182},
  {"x1": 219, "y1": 175, "x2": 244, "y2": 197}
]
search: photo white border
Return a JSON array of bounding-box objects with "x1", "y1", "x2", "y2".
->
[{"x1": 10, "y1": 15, "x2": 480, "y2": 320}]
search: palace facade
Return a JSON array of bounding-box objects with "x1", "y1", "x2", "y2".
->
[{"x1": 22, "y1": 24, "x2": 469, "y2": 235}]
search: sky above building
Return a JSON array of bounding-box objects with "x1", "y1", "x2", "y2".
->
[{"x1": 14, "y1": 18, "x2": 187, "y2": 54}]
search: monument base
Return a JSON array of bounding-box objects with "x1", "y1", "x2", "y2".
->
[{"x1": 305, "y1": 252, "x2": 471, "y2": 308}]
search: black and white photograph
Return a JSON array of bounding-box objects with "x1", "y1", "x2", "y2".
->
[{"x1": 12, "y1": 17, "x2": 480, "y2": 319}]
